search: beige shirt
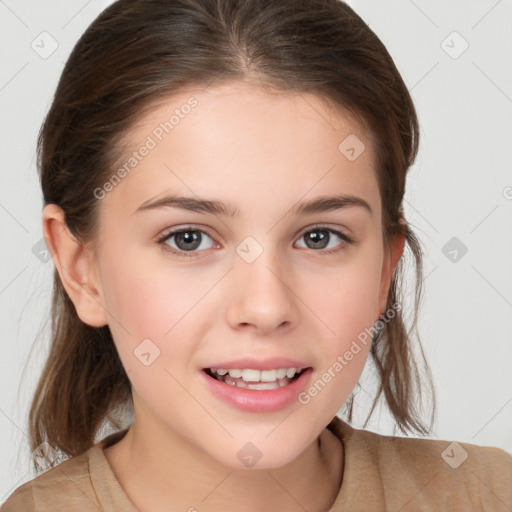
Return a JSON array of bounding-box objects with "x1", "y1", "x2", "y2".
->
[{"x1": 2, "y1": 415, "x2": 512, "y2": 511}]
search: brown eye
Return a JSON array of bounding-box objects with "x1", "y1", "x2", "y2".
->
[
  {"x1": 295, "y1": 226, "x2": 353, "y2": 254},
  {"x1": 157, "y1": 227, "x2": 216, "y2": 258}
]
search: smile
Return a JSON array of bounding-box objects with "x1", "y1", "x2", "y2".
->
[{"x1": 200, "y1": 366, "x2": 313, "y2": 413}]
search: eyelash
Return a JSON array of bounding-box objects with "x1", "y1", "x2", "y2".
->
[{"x1": 155, "y1": 224, "x2": 355, "y2": 259}]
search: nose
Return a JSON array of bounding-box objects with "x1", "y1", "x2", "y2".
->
[{"x1": 226, "y1": 248, "x2": 300, "y2": 336}]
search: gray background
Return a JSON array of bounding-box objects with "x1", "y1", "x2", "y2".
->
[{"x1": 1, "y1": 0, "x2": 511, "y2": 501}]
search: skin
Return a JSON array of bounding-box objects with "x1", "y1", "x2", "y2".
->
[{"x1": 43, "y1": 81, "x2": 405, "y2": 511}]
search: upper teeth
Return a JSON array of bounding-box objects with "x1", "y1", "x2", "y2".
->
[{"x1": 211, "y1": 368, "x2": 301, "y2": 382}]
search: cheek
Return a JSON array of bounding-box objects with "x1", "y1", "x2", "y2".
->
[
  {"x1": 100, "y1": 260, "x2": 204, "y2": 418},
  {"x1": 307, "y1": 247, "x2": 384, "y2": 341},
  {"x1": 103, "y1": 271, "x2": 173, "y2": 341},
  {"x1": 100, "y1": 246, "x2": 208, "y2": 338},
  {"x1": 304, "y1": 245, "x2": 383, "y2": 396},
  {"x1": 297, "y1": 287, "x2": 377, "y2": 422},
  {"x1": 98, "y1": 248, "x2": 207, "y2": 378}
]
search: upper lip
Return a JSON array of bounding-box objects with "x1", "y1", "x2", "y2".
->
[{"x1": 203, "y1": 357, "x2": 311, "y2": 371}]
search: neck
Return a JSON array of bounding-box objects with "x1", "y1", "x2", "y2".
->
[{"x1": 104, "y1": 415, "x2": 343, "y2": 512}]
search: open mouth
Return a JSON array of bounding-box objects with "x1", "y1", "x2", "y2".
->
[{"x1": 203, "y1": 367, "x2": 307, "y2": 390}]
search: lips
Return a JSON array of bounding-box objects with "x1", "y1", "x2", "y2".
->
[{"x1": 199, "y1": 360, "x2": 313, "y2": 413}]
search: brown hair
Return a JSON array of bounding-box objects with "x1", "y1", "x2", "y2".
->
[{"x1": 28, "y1": 0, "x2": 435, "y2": 471}]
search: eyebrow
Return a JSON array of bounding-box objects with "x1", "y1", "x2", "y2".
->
[{"x1": 134, "y1": 193, "x2": 372, "y2": 217}]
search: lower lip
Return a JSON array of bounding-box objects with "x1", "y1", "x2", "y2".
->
[{"x1": 200, "y1": 368, "x2": 313, "y2": 413}]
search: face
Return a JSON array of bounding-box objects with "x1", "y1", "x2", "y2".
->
[{"x1": 88, "y1": 82, "x2": 396, "y2": 469}]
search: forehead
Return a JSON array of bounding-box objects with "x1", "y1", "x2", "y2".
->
[{"x1": 101, "y1": 82, "x2": 380, "y2": 220}]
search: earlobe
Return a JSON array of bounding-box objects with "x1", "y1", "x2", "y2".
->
[
  {"x1": 377, "y1": 230, "x2": 406, "y2": 318},
  {"x1": 42, "y1": 204, "x2": 108, "y2": 327}
]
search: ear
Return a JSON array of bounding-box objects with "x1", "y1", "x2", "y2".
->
[
  {"x1": 377, "y1": 228, "x2": 406, "y2": 318},
  {"x1": 42, "y1": 204, "x2": 108, "y2": 327}
]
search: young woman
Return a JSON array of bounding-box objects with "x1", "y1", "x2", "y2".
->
[{"x1": 2, "y1": 0, "x2": 511, "y2": 510}]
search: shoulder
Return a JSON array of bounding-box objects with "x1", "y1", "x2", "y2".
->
[
  {"x1": 329, "y1": 416, "x2": 512, "y2": 510},
  {"x1": 378, "y1": 432, "x2": 512, "y2": 509},
  {"x1": 370, "y1": 426, "x2": 512, "y2": 477},
  {"x1": 0, "y1": 449, "x2": 100, "y2": 511}
]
